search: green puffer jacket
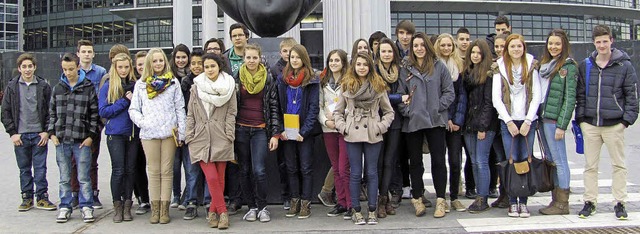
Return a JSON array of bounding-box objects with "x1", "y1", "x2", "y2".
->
[{"x1": 540, "y1": 58, "x2": 577, "y2": 130}]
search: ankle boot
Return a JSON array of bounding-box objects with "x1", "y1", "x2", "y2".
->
[
  {"x1": 377, "y1": 196, "x2": 387, "y2": 218},
  {"x1": 123, "y1": 200, "x2": 133, "y2": 221},
  {"x1": 218, "y1": 212, "x2": 229, "y2": 230},
  {"x1": 491, "y1": 186, "x2": 509, "y2": 208},
  {"x1": 159, "y1": 201, "x2": 171, "y2": 224},
  {"x1": 411, "y1": 197, "x2": 426, "y2": 217},
  {"x1": 113, "y1": 201, "x2": 123, "y2": 223},
  {"x1": 385, "y1": 195, "x2": 396, "y2": 215},
  {"x1": 208, "y1": 212, "x2": 218, "y2": 228},
  {"x1": 540, "y1": 188, "x2": 570, "y2": 215},
  {"x1": 149, "y1": 200, "x2": 160, "y2": 224}
]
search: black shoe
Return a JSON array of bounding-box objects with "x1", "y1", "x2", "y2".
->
[
  {"x1": 283, "y1": 200, "x2": 291, "y2": 210},
  {"x1": 465, "y1": 190, "x2": 478, "y2": 199},
  {"x1": 390, "y1": 193, "x2": 401, "y2": 208},
  {"x1": 92, "y1": 190, "x2": 103, "y2": 209},
  {"x1": 343, "y1": 208, "x2": 353, "y2": 220},
  {"x1": 227, "y1": 202, "x2": 241, "y2": 215},
  {"x1": 327, "y1": 205, "x2": 347, "y2": 217},
  {"x1": 422, "y1": 195, "x2": 432, "y2": 208},
  {"x1": 578, "y1": 201, "x2": 596, "y2": 219},
  {"x1": 184, "y1": 203, "x2": 198, "y2": 220},
  {"x1": 614, "y1": 202, "x2": 627, "y2": 220},
  {"x1": 488, "y1": 189, "x2": 499, "y2": 198}
]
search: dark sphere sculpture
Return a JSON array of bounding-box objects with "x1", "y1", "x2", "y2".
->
[{"x1": 215, "y1": 0, "x2": 321, "y2": 37}]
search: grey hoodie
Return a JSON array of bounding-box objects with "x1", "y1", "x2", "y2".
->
[{"x1": 397, "y1": 60, "x2": 455, "y2": 132}]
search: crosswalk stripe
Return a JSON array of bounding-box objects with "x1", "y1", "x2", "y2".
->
[
  {"x1": 570, "y1": 179, "x2": 635, "y2": 188},
  {"x1": 458, "y1": 212, "x2": 640, "y2": 232}
]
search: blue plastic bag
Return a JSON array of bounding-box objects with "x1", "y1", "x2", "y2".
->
[{"x1": 571, "y1": 120, "x2": 584, "y2": 154}]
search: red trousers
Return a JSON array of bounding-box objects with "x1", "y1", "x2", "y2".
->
[{"x1": 200, "y1": 161, "x2": 227, "y2": 214}]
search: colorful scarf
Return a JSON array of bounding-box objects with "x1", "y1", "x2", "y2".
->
[
  {"x1": 284, "y1": 69, "x2": 305, "y2": 87},
  {"x1": 145, "y1": 72, "x2": 174, "y2": 99},
  {"x1": 239, "y1": 63, "x2": 267, "y2": 94}
]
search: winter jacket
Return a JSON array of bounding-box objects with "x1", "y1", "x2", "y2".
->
[
  {"x1": 447, "y1": 77, "x2": 467, "y2": 127},
  {"x1": 223, "y1": 47, "x2": 243, "y2": 77},
  {"x1": 1, "y1": 75, "x2": 51, "y2": 136},
  {"x1": 463, "y1": 71, "x2": 498, "y2": 133},
  {"x1": 181, "y1": 72, "x2": 197, "y2": 112},
  {"x1": 277, "y1": 75, "x2": 321, "y2": 138},
  {"x1": 270, "y1": 58, "x2": 287, "y2": 83},
  {"x1": 319, "y1": 82, "x2": 341, "y2": 133},
  {"x1": 186, "y1": 85, "x2": 237, "y2": 163},
  {"x1": 98, "y1": 79, "x2": 136, "y2": 136},
  {"x1": 375, "y1": 64, "x2": 403, "y2": 130},
  {"x1": 492, "y1": 54, "x2": 541, "y2": 123},
  {"x1": 128, "y1": 78, "x2": 187, "y2": 141},
  {"x1": 397, "y1": 60, "x2": 455, "y2": 132},
  {"x1": 486, "y1": 33, "x2": 497, "y2": 58},
  {"x1": 234, "y1": 71, "x2": 283, "y2": 137},
  {"x1": 576, "y1": 48, "x2": 639, "y2": 127},
  {"x1": 48, "y1": 71, "x2": 100, "y2": 143},
  {"x1": 333, "y1": 83, "x2": 395, "y2": 144},
  {"x1": 539, "y1": 58, "x2": 578, "y2": 130}
]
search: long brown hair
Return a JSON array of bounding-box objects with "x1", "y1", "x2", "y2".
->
[
  {"x1": 320, "y1": 49, "x2": 348, "y2": 87},
  {"x1": 540, "y1": 29, "x2": 570, "y2": 79},
  {"x1": 341, "y1": 52, "x2": 387, "y2": 94},
  {"x1": 375, "y1": 37, "x2": 400, "y2": 71},
  {"x1": 503, "y1": 34, "x2": 530, "y2": 85},
  {"x1": 107, "y1": 53, "x2": 136, "y2": 103},
  {"x1": 408, "y1": 32, "x2": 437, "y2": 75},
  {"x1": 283, "y1": 44, "x2": 314, "y2": 86},
  {"x1": 463, "y1": 39, "x2": 493, "y2": 85}
]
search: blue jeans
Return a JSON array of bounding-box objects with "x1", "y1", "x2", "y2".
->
[
  {"x1": 463, "y1": 131, "x2": 496, "y2": 198},
  {"x1": 236, "y1": 126, "x2": 269, "y2": 209},
  {"x1": 539, "y1": 121, "x2": 570, "y2": 189},
  {"x1": 107, "y1": 135, "x2": 138, "y2": 201},
  {"x1": 172, "y1": 145, "x2": 194, "y2": 205},
  {"x1": 347, "y1": 142, "x2": 382, "y2": 211},
  {"x1": 14, "y1": 133, "x2": 49, "y2": 198},
  {"x1": 56, "y1": 142, "x2": 93, "y2": 209},
  {"x1": 500, "y1": 120, "x2": 537, "y2": 205},
  {"x1": 283, "y1": 138, "x2": 314, "y2": 201}
]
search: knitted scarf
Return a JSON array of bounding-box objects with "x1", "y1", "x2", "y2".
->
[
  {"x1": 377, "y1": 60, "x2": 398, "y2": 83},
  {"x1": 145, "y1": 72, "x2": 174, "y2": 99},
  {"x1": 194, "y1": 72, "x2": 235, "y2": 109},
  {"x1": 239, "y1": 63, "x2": 267, "y2": 94},
  {"x1": 284, "y1": 69, "x2": 305, "y2": 87}
]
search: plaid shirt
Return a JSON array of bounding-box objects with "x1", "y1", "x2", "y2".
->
[{"x1": 48, "y1": 77, "x2": 99, "y2": 143}]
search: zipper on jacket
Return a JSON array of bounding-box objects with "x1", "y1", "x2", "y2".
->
[
  {"x1": 613, "y1": 93, "x2": 623, "y2": 111},
  {"x1": 596, "y1": 67, "x2": 602, "y2": 126}
]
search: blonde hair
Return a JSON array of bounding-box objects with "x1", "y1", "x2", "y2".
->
[
  {"x1": 434, "y1": 33, "x2": 464, "y2": 72},
  {"x1": 279, "y1": 37, "x2": 297, "y2": 49},
  {"x1": 107, "y1": 53, "x2": 136, "y2": 103},
  {"x1": 341, "y1": 52, "x2": 388, "y2": 94},
  {"x1": 141, "y1": 48, "x2": 172, "y2": 80}
]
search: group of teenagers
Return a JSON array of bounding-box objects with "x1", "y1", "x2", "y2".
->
[{"x1": 4, "y1": 15, "x2": 638, "y2": 229}]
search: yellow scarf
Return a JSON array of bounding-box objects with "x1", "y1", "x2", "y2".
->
[
  {"x1": 145, "y1": 71, "x2": 174, "y2": 99},
  {"x1": 239, "y1": 63, "x2": 267, "y2": 94}
]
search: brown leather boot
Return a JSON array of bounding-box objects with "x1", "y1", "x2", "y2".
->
[
  {"x1": 159, "y1": 201, "x2": 171, "y2": 224},
  {"x1": 377, "y1": 196, "x2": 387, "y2": 218},
  {"x1": 540, "y1": 188, "x2": 570, "y2": 215},
  {"x1": 112, "y1": 201, "x2": 123, "y2": 223},
  {"x1": 149, "y1": 200, "x2": 160, "y2": 224},
  {"x1": 123, "y1": 200, "x2": 133, "y2": 221},
  {"x1": 218, "y1": 212, "x2": 229, "y2": 230},
  {"x1": 491, "y1": 186, "x2": 509, "y2": 208},
  {"x1": 385, "y1": 195, "x2": 396, "y2": 215}
]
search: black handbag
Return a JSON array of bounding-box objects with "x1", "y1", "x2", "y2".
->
[
  {"x1": 531, "y1": 129, "x2": 556, "y2": 193},
  {"x1": 499, "y1": 136, "x2": 538, "y2": 198}
]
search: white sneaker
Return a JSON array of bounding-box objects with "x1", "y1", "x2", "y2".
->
[
  {"x1": 258, "y1": 208, "x2": 271, "y2": 222},
  {"x1": 56, "y1": 208, "x2": 71, "y2": 223},
  {"x1": 243, "y1": 208, "x2": 258, "y2": 222},
  {"x1": 81, "y1": 207, "x2": 95, "y2": 223},
  {"x1": 402, "y1": 187, "x2": 411, "y2": 199}
]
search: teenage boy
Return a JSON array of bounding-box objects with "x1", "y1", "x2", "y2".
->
[
  {"x1": 224, "y1": 23, "x2": 250, "y2": 77},
  {"x1": 456, "y1": 27, "x2": 471, "y2": 59},
  {"x1": 50, "y1": 53, "x2": 100, "y2": 223},
  {"x1": 394, "y1": 20, "x2": 415, "y2": 59},
  {"x1": 486, "y1": 15, "x2": 511, "y2": 58},
  {"x1": 2, "y1": 53, "x2": 56, "y2": 212},
  {"x1": 269, "y1": 37, "x2": 297, "y2": 210},
  {"x1": 72, "y1": 40, "x2": 107, "y2": 209},
  {"x1": 576, "y1": 24, "x2": 639, "y2": 220}
]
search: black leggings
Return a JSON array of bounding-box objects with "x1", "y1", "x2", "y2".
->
[
  {"x1": 445, "y1": 130, "x2": 463, "y2": 200},
  {"x1": 405, "y1": 127, "x2": 448, "y2": 199},
  {"x1": 378, "y1": 129, "x2": 401, "y2": 196}
]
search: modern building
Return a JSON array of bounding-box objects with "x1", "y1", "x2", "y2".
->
[
  {"x1": 0, "y1": 0, "x2": 20, "y2": 52},
  {"x1": 19, "y1": 0, "x2": 640, "y2": 64}
]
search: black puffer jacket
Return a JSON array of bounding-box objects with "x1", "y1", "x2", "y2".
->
[
  {"x1": 576, "y1": 48, "x2": 639, "y2": 127},
  {"x1": 181, "y1": 72, "x2": 197, "y2": 112},
  {"x1": 1, "y1": 75, "x2": 52, "y2": 136},
  {"x1": 234, "y1": 71, "x2": 283, "y2": 137},
  {"x1": 463, "y1": 71, "x2": 498, "y2": 132}
]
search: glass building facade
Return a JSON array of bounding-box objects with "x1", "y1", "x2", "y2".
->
[{"x1": 0, "y1": 0, "x2": 19, "y2": 51}]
